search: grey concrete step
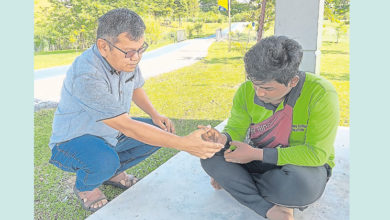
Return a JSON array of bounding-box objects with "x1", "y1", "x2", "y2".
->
[{"x1": 87, "y1": 122, "x2": 349, "y2": 220}]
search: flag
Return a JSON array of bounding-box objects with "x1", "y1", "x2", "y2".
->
[{"x1": 218, "y1": 0, "x2": 228, "y2": 11}]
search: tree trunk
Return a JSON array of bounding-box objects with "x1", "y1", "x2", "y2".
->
[{"x1": 257, "y1": 0, "x2": 267, "y2": 42}]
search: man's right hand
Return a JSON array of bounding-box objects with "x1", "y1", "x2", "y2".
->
[{"x1": 182, "y1": 126, "x2": 224, "y2": 159}]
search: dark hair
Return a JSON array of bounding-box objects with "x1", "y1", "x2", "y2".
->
[
  {"x1": 96, "y1": 8, "x2": 145, "y2": 43},
  {"x1": 244, "y1": 36, "x2": 303, "y2": 85}
]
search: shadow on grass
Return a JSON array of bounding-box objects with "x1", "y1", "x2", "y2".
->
[
  {"x1": 187, "y1": 83, "x2": 208, "y2": 87},
  {"x1": 35, "y1": 49, "x2": 84, "y2": 56},
  {"x1": 320, "y1": 72, "x2": 350, "y2": 81},
  {"x1": 34, "y1": 110, "x2": 223, "y2": 220},
  {"x1": 321, "y1": 50, "x2": 349, "y2": 55},
  {"x1": 203, "y1": 56, "x2": 243, "y2": 64}
]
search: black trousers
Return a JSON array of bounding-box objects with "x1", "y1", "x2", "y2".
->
[{"x1": 200, "y1": 153, "x2": 331, "y2": 218}]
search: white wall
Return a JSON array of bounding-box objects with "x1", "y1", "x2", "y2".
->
[{"x1": 274, "y1": 0, "x2": 325, "y2": 74}]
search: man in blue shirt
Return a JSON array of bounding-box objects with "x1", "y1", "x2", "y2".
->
[{"x1": 49, "y1": 8, "x2": 223, "y2": 212}]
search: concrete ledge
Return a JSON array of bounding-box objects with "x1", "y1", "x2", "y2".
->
[
  {"x1": 34, "y1": 98, "x2": 58, "y2": 112},
  {"x1": 87, "y1": 122, "x2": 349, "y2": 220}
]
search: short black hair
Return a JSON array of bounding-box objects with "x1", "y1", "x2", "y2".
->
[
  {"x1": 96, "y1": 8, "x2": 145, "y2": 43},
  {"x1": 244, "y1": 36, "x2": 303, "y2": 85}
]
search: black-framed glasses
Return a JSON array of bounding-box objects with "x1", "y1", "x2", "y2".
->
[{"x1": 102, "y1": 38, "x2": 149, "y2": 58}]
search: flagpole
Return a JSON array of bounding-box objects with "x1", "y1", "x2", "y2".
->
[{"x1": 228, "y1": 0, "x2": 231, "y2": 51}]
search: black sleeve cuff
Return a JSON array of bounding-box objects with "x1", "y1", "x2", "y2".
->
[
  {"x1": 262, "y1": 148, "x2": 278, "y2": 165},
  {"x1": 221, "y1": 132, "x2": 232, "y2": 150},
  {"x1": 96, "y1": 111, "x2": 127, "y2": 122}
]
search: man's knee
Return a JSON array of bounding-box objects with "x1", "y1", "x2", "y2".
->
[
  {"x1": 259, "y1": 165, "x2": 328, "y2": 207},
  {"x1": 201, "y1": 154, "x2": 254, "y2": 191},
  {"x1": 91, "y1": 147, "x2": 121, "y2": 177},
  {"x1": 200, "y1": 154, "x2": 226, "y2": 176}
]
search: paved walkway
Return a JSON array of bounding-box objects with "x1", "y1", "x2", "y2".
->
[
  {"x1": 87, "y1": 121, "x2": 349, "y2": 220},
  {"x1": 34, "y1": 22, "x2": 248, "y2": 109},
  {"x1": 33, "y1": 38, "x2": 214, "y2": 104}
]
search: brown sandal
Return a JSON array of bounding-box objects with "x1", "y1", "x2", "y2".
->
[
  {"x1": 103, "y1": 172, "x2": 138, "y2": 190},
  {"x1": 73, "y1": 186, "x2": 107, "y2": 212}
]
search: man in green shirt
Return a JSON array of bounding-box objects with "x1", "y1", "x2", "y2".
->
[{"x1": 201, "y1": 36, "x2": 339, "y2": 220}]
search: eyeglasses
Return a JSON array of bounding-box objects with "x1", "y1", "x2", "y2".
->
[{"x1": 102, "y1": 38, "x2": 149, "y2": 58}]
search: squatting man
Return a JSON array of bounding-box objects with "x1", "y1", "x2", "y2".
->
[
  {"x1": 48, "y1": 8, "x2": 223, "y2": 212},
  {"x1": 201, "y1": 36, "x2": 339, "y2": 220}
]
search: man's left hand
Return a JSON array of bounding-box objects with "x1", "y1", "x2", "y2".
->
[
  {"x1": 224, "y1": 141, "x2": 261, "y2": 164},
  {"x1": 197, "y1": 125, "x2": 227, "y2": 145},
  {"x1": 152, "y1": 114, "x2": 175, "y2": 134}
]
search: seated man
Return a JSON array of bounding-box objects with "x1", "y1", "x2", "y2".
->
[
  {"x1": 48, "y1": 8, "x2": 222, "y2": 212},
  {"x1": 200, "y1": 36, "x2": 339, "y2": 220}
]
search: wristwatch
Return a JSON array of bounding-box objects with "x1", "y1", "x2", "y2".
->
[{"x1": 221, "y1": 132, "x2": 232, "y2": 150}]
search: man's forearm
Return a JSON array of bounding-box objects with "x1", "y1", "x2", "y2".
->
[
  {"x1": 104, "y1": 114, "x2": 183, "y2": 149},
  {"x1": 253, "y1": 148, "x2": 264, "y2": 161},
  {"x1": 124, "y1": 118, "x2": 186, "y2": 150},
  {"x1": 132, "y1": 88, "x2": 159, "y2": 117}
]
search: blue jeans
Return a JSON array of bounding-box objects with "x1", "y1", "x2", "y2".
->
[{"x1": 49, "y1": 117, "x2": 161, "y2": 191}]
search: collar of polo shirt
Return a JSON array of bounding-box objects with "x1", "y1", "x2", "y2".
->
[{"x1": 101, "y1": 56, "x2": 121, "y2": 75}]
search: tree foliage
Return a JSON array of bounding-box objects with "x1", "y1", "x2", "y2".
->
[
  {"x1": 324, "y1": 0, "x2": 350, "y2": 43},
  {"x1": 34, "y1": 0, "x2": 203, "y2": 51},
  {"x1": 198, "y1": 0, "x2": 218, "y2": 12},
  {"x1": 231, "y1": 0, "x2": 275, "y2": 34},
  {"x1": 34, "y1": 0, "x2": 349, "y2": 51},
  {"x1": 324, "y1": 0, "x2": 350, "y2": 22},
  {"x1": 35, "y1": 0, "x2": 115, "y2": 51}
]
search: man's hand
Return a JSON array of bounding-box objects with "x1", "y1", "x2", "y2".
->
[
  {"x1": 151, "y1": 113, "x2": 175, "y2": 134},
  {"x1": 198, "y1": 125, "x2": 227, "y2": 145},
  {"x1": 182, "y1": 126, "x2": 224, "y2": 159},
  {"x1": 224, "y1": 141, "x2": 262, "y2": 164}
]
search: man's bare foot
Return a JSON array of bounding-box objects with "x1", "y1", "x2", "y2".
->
[
  {"x1": 266, "y1": 205, "x2": 294, "y2": 220},
  {"x1": 210, "y1": 177, "x2": 222, "y2": 190},
  {"x1": 75, "y1": 187, "x2": 108, "y2": 211}
]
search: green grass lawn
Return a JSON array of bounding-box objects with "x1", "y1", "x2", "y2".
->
[
  {"x1": 321, "y1": 22, "x2": 350, "y2": 126},
  {"x1": 188, "y1": 22, "x2": 229, "y2": 39},
  {"x1": 34, "y1": 24, "x2": 349, "y2": 219},
  {"x1": 34, "y1": 50, "x2": 84, "y2": 70}
]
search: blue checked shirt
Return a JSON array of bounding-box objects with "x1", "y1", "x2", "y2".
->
[{"x1": 49, "y1": 44, "x2": 145, "y2": 149}]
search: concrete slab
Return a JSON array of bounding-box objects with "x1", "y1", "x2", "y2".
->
[
  {"x1": 87, "y1": 122, "x2": 349, "y2": 220},
  {"x1": 294, "y1": 126, "x2": 349, "y2": 220}
]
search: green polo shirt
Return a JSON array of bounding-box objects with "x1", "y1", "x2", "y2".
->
[{"x1": 223, "y1": 72, "x2": 339, "y2": 168}]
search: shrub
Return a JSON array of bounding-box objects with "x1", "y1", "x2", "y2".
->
[{"x1": 144, "y1": 18, "x2": 163, "y2": 45}]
